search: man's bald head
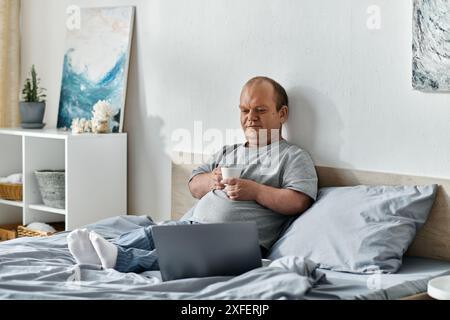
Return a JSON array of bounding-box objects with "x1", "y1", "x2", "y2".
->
[
  {"x1": 239, "y1": 76, "x2": 289, "y2": 147},
  {"x1": 242, "y1": 76, "x2": 288, "y2": 111}
]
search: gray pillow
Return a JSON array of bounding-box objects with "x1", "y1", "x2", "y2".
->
[{"x1": 267, "y1": 185, "x2": 438, "y2": 273}]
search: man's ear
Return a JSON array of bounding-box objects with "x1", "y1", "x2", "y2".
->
[{"x1": 279, "y1": 105, "x2": 288, "y2": 124}]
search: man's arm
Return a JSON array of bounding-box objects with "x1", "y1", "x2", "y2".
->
[
  {"x1": 188, "y1": 168, "x2": 224, "y2": 199},
  {"x1": 255, "y1": 183, "x2": 313, "y2": 216},
  {"x1": 223, "y1": 178, "x2": 313, "y2": 216}
]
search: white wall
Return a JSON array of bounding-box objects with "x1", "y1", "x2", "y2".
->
[{"x1": 21, "y1": 0, "x2": 450, "y2": 221}]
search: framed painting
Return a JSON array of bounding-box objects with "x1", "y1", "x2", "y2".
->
[
  {"x1": 413, "y1": 0, "x2": 450, "y2": 91},
  {"x1": 57, "y1": 6, "x2": 135, "y2": 132}
]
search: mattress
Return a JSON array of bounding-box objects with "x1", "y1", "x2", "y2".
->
[{"x1": 305, "y1": 257, "x2": 450, "y2": 300}]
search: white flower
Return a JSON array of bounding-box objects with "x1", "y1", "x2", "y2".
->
[
  {"x1": 82, "y1": 119, "x2": 92, "y2": 132},
  {"x1": 71, "y1": 118, "x2": 92, "y2": 134},
  {"x1": 92, "y1": 100, "x2": 116, "y2": 121},
  {"x1": 71, "y1": 118, "x2": 83, "y2": 134}
]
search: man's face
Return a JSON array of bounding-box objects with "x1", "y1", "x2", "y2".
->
[{"x1": 239, "y1": 81, "x2": 288, "y2": 146}]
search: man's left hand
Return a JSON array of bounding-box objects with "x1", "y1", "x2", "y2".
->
[{"x1": 222, "y1": 178, "x2": 260, "y2": 201}]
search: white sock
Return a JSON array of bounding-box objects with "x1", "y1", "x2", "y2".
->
[
  {"x1": 67, "y1": 228, "x2": 101, "y2": 265},
  {"x1": 89, "y1": 231, "x2": 118, "y2": 269}
]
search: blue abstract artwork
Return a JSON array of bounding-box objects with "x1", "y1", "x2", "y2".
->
[
  {"x1": 413, "y1": 0, "x2": 450, "y2": 91},
  {"x1": 57, "y1": 6, "x2": 135, "y2": 132}
]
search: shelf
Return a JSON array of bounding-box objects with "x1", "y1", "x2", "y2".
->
[
  {"x1": 0, "y1": 128, "x2": 127, "y2": 230},
  {"x1": 29, "y1": 204, "x2": 66, "y2": 215},
  {"x1": 0, "y1": 199, "x2": 24, "y2": 207},
  {"x1": 0, "y1": 128, "x2": 127, "y2": 140}
]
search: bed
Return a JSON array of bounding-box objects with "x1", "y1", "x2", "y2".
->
[
  {"x1": 172, "y1": 153, "x2": 450, "y2": 300},
  {"x1": 0, "y1": 154, "x2": 449, "y2": 299}
]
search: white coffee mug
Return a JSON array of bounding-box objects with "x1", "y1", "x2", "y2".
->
[{"x1": 221, "y1": 167, "x2": 242, "y2": 180}]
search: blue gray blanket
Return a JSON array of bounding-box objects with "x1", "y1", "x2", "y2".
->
[{"x1": 0, "y1": 216, "x2": 324, "y2": 299}]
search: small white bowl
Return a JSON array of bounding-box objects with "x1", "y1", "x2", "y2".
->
[{"x1": 428, "y1": 275, "x2": 450, "y2": 300}]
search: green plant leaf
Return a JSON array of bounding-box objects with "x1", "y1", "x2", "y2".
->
[{"x1": 21, "y1": 65, "x2": 46, "y2": 103}]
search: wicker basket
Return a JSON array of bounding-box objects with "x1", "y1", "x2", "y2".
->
[
  {"x1": 0, "y1": 183, "x2": 23, "y2": 201},
  {"x1": 0, "y1": 223, "x2": 20, "y2": 241},
  {"x1": 17, "y1": 222, "x2": 65, "y2": 238}
]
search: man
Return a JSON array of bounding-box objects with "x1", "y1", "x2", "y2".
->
[{"x1": 67, "y1": 76, "x2": 318, "y2": 273}]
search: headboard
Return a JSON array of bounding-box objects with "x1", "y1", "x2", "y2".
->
[{"x1": 171, "y1": 152, "x2": 450, "y2": 262}]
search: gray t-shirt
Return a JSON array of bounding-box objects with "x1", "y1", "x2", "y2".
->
[{"x1": 186, "y1": 140, "x2": 318, "y2": 249}]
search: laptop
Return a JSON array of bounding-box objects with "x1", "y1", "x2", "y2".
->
[{"x1": 152, "y1": 222, "x2": 263, "y2": 281}]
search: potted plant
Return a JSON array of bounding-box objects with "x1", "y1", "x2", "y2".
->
[{"x1": 20, "y1": 65, "x2": 47, "y2": 128}]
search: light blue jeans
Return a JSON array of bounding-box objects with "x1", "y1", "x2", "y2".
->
[{"x1": 113, "y1": 220, "x2": 195, "y2": 273}]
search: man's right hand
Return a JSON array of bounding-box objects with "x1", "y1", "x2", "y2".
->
[
  {"x1": 210, "y1": 167, "x2": 225, "y2": 190},
  {"x1": 189, "y1": 167, "x2": 226, "y2": 199}
]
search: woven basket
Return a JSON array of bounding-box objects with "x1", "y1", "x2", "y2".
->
[
  {"x1": 34, "y1": 170, "x2": 65, "y2": 209},
  {"x1": 17, "y1": 222, "x2": 65, "y2": 238},
  {"x1": 0, "y1": 223, "x2": 20, "y2": 241},
  {"x1": 0, "y1": 183, "x2": 23, "y2": 201}
]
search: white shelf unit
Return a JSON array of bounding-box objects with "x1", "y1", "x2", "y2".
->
[
  {"x1": 0, "y1": 128, "x2": 127, "y2": 231},
  {"x1": 0, "y1": 199, "x2": 23, "y2": 207}
]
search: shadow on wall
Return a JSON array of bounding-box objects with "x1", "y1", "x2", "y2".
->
[
  {"x1": 123, "y1": 12, "x2": 170, "y2": 220},
  {"x1": 284, "y1": 86, "x2": 348, "y2": 168}
]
